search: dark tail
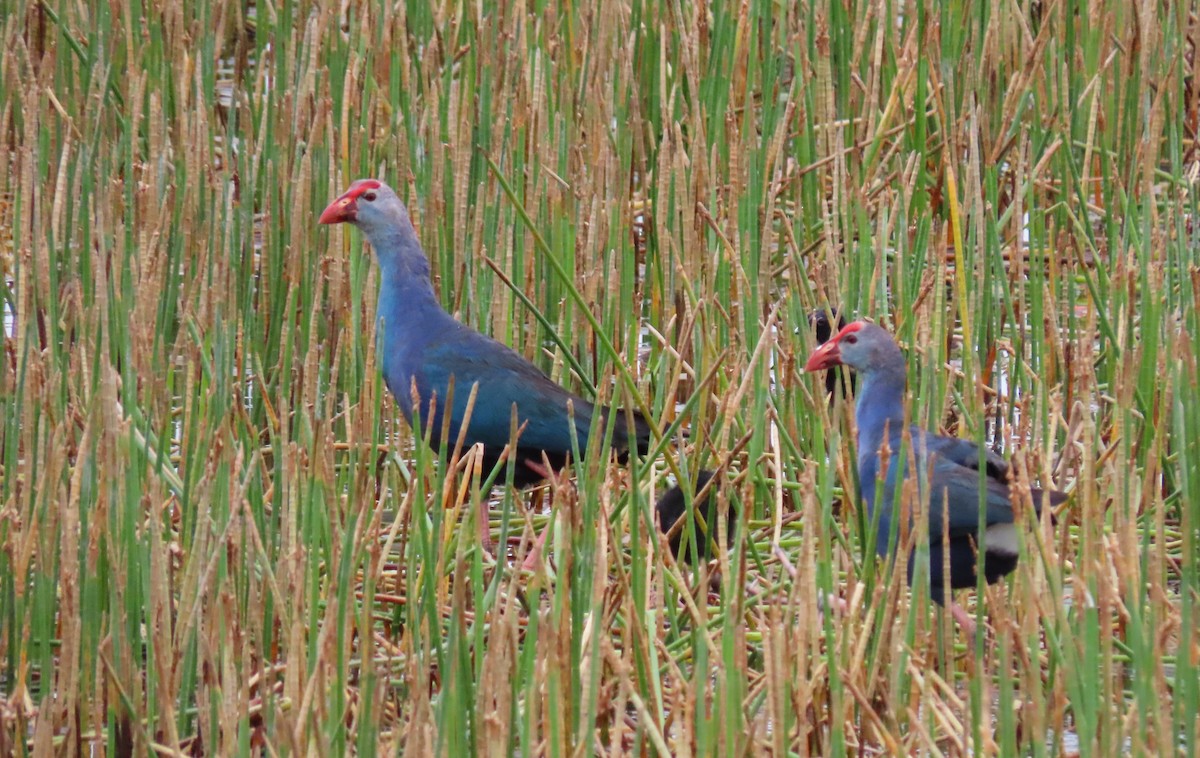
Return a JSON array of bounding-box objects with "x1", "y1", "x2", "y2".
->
[{"x1": 1031, "y1": 487, "x2": 1067, "y2": 524}]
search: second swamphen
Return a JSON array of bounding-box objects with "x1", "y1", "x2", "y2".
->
[
  {"x1": 320, "y1": 179, "x2": 652, "y2": 489},
  {"x1": 804, "y1": 320, "x2": 1065, "y2": 632}
]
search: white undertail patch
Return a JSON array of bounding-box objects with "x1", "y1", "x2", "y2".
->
[{"x1": 984, "y1": 523, "x2": 1020, "y2": 556}]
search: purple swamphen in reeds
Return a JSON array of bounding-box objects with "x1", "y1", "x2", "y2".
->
[
  {"x1": 804, "y1": 320, "x2": 1065, "y2": 633},
  {"x1": 321, "y1": 180, "x2": 652, "y2": 562}
]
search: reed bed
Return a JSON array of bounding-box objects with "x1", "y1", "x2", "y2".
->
[{"x1": 1, "y1": 0, "x2": 1196, "y2": 754}]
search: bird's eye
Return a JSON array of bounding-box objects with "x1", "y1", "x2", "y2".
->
[
  {"x1": 363, "y1": 192, "x2": 377, "y2": 202},
  {"x1": 844, "y1": 335, "x2": 858, "y2": 344}
]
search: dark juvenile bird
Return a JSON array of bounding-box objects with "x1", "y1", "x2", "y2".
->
[
  {"x1": 804, "y1": 320, "x2": 1065, "y2": 632},
  {"x1": 656, "y1": 307, "x2": 844, "y2": 562},
  {"x1": 655, "y1": 469, "x2": 731, "y2": 564},
  {"x1": 320, "y1": 179, "x2": 652, "y2": 489},
  {"x1": 809, "y1": 308, "x2": 848, "y2": 399}
]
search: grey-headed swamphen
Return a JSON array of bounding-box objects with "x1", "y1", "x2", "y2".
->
[
  {"x1": 804, "y1": 320, "x2": 1065, "y2": 633},
  {"x1": 321, "y1": 179, "x2": 652, "y2": 562}
]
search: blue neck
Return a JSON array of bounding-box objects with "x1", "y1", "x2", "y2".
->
[
  {"x1": 365, "y1": 226, "x2": 448, "y2": 335},
  {"x1": 854, "y1": 362, "x2": 907, "y2": 467}
]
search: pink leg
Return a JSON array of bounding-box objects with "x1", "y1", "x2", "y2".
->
[
  {"x1": 523, "y1": 459, "x2": 556, "y2": 481},
  {"x1": 519, "y1": 460, "x2": 557, "y2": 570},
  {"x1": 521, "y1": 525, "x2": 550, "y2": 570},
  {"x1": 950, "y1": 601, "x2": 978, "y2": 638},
  {"x1": 477, "y1": 495, "x2": 494, "y2": 558},
  {"x1": 823, "y1": 594, "x2": 850, "y2": 615}
]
